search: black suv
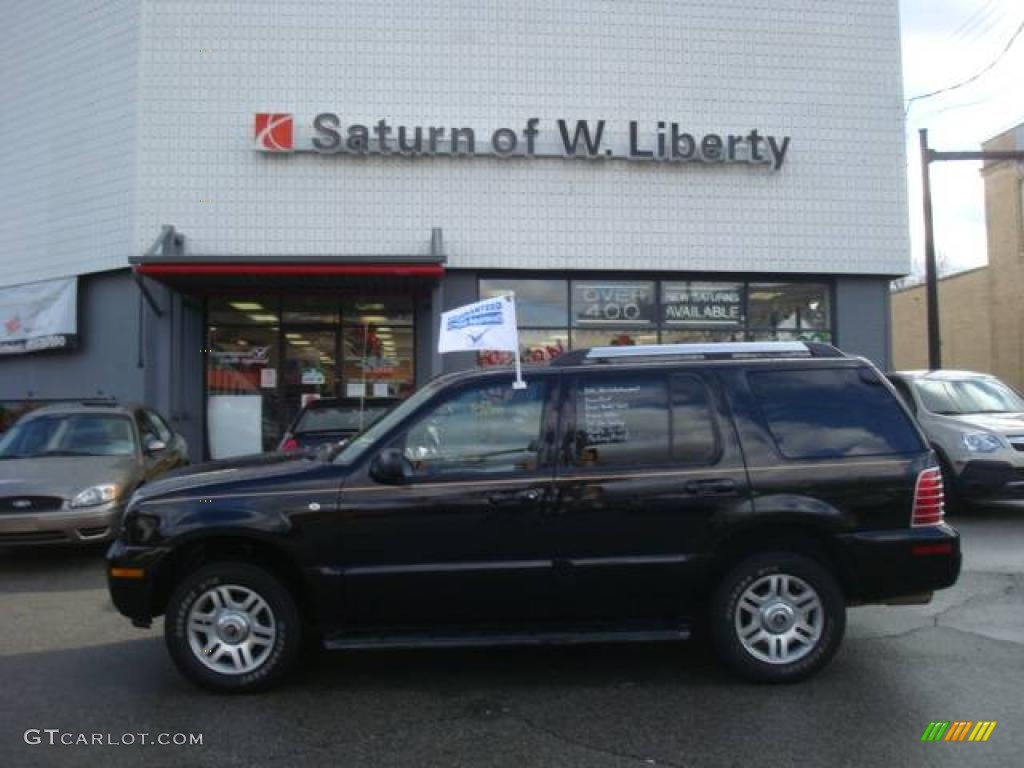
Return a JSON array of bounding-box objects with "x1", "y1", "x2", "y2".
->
[{"x1": 107, "y1": 342, "x2": 961, "y2": 692}]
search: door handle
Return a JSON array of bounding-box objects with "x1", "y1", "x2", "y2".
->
[
  {"x1": 487, "y1": 488, "x2": 542, "y2": 506},
  {"x1": 684, "y1": 478, "x2": 738, "y2": 496}
]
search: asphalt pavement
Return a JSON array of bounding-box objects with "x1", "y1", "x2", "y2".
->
[{"x1": 0, "y1": 508, "x2": 1021, "y2": 768}]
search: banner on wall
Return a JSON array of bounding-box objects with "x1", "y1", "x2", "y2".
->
[{"x1": 0, "y1": 277, "x2": 78, "y2": 356}]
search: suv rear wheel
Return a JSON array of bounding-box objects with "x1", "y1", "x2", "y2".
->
[
  {"x1": 164, "y1": 562, "x2": 302, "y2": 693},
  {"x1": 711, "y1": 552, "x2": 845, "y2": 683}
]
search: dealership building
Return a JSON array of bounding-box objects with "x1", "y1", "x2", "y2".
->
[{"x1": 0, "y1": 0, "x2": 910, "y2": 459}]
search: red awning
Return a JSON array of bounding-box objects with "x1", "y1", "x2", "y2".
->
[{"x1": 136, "y1": 263, "x2": 444, "y2": 278}]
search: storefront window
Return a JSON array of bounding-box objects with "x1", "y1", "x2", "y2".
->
[
  {"x1": 478, "y1": 329, "x2": 569, "y2": 368},
  {"x1": 342, "y1": 325, "x2": 415, "y2": 398},
  {"x1": 343, "y1": 298, "x2": 415, "y2": 327},
  {"x1": 748, "y1": 283, "x2": 830, "y2": 333},
  {"x1": 206, "y1": 294, "x2": 415, "y2": 458},
  {"x1": 475, "y1": 277, "x2": 833, "y2": 362},
  {"x1": 479, "y1": 279, "x2": 568, "y2": 327},
  {"x1": 661, "y1": 329, "x2": 745, "y2": 344},
  {"x1": 283, "y1": 296, "x2": 340, "y2": 324},
  {"x1": 208, "y1": 296, "x2": 279, "y2": 325},
  {"x1": 571, "y1": 328, "x2": 659, "y2": 349}
]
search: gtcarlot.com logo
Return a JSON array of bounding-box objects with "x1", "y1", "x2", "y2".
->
[
  {"x1": 254, "y1": 113, "x2": 293, "y2": 152},
  {"x1": 24, "y1": 729, "x2": 203, "y2": 747},
  {"x1": 921, "y1": 721, "x2": 997, "y2": 742}
]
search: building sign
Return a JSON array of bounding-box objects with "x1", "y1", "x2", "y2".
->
[
  {"x1": 254, "y1": 114, "x2": 792, "y2": 170},
  {"x1": 0, "y1": 277, "x2": 78, "y2": 356},
  {"x1": 662, "y1": 282, "x2": 744, "y2": 326},
  {"x1": 572, "y1": 282, "x2": 656, "y2": 325}
]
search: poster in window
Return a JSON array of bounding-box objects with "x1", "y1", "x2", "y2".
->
[
  {"x1": 662, "y1": 282, "x2": 743, "y2": 326},
  {"x1": 572, "y1": 282, "x2": 655, "y2": 326}
]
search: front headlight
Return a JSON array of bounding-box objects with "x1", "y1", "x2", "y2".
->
[
  {"x1": 962, "y1": 432, "x2": 1003, "y2": 453},
  {"x1": 70, "y1": 484, "x2": 121, "y2": 508}
]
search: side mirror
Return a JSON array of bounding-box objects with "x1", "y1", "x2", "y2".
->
[
  {"x1": 369, "y1": 448, "x2": 412, "y2": 485},
  {"x1": 144, "y1": 437, "x2": 167, "y2": 455}
]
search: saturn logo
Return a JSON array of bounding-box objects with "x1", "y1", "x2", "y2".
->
[
  {"x1": 12, "y1": 499, "x2": 32, "y2": 509},
  {"x1": 254, "y1": 113, "x2": 294, "y2": 152}
]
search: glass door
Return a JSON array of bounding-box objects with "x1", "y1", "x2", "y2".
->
[{"x1": 281, "y1": 330, "x2": 339, "y2": 429}]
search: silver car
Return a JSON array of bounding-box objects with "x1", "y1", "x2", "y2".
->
[
  {"x1": 0, "y1": 403, "x2": 188, "y2": 545},
  {"x1": 888, "y1": 370, "x2": 1024, "y2": 510}
]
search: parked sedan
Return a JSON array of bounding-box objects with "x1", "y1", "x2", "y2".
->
[
  {"x1": 0, "y1": 403, "x2": 188, "y2": 545},
  {"x1": 888, "y1": 370, "x2": 1024, "y2": 509},
  {"x1": 278, "y1": 397, "x2": 398, "y2": 453}
]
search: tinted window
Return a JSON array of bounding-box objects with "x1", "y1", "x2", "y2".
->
[
  {"x1": 672, "y1": 375, "x2": 719, "y2": 464},
  {"x1": 573, "y1": 375, "x2": 670, "y2": 467},
  {"x1": 296, "y1": 404, "x2": 392, "y2": 434},
  {"x1": 749, "y1": 368, "x2": 923, "y2": 459},
  {"x1": 402, "y1": 379, "x2": 545, "y2": 478}
]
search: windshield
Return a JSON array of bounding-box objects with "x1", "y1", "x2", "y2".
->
[
  {"x1": 296, "y1": 404, "x2": 392, "y2": 434},
  {"x1": 0, "y1": 414, "x2": 137, "y2": 458},
  {"x1": 913, "y1": 377, "x2": 1024, "y2": 415},
  {"x1": 334, "y1": 381, "x2": 446, "y2": 465}
]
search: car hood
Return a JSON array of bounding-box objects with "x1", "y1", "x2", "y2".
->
[
  {"x1": 131, "y1": 451, "x2": 325, "y2": 502},
  {"x1": 0, "y1": 455, "x2": 140, "y2": 500},
  {"x1": 939, "y1": 412, "x2": 1024, "y2": 435}
]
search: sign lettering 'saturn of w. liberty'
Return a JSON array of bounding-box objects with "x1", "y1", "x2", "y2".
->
[{"x1": 255, "y1": 115, "x2": 792, "y2": 170}]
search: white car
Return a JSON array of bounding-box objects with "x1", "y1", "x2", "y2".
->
[{"x1": 888, "y1": 370, "x2": 1024, "y2": 510}]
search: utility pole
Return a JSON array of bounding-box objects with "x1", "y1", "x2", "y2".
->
[
  {"x1": 919, "y1": 129, "x2": 941, "y2": 369},
  {"x1": 916, "y1": 132, "x2": 1024, "y2": 371}
]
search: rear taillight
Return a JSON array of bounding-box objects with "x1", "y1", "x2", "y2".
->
[
  {"x1": 279, "y1": 436, "x2": 299, "y2": 452},
  {"x1": 912, "y1": 467, "x2": 945, "y2": 527}
]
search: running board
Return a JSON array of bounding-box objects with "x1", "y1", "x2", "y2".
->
[{"x1": 324, "y1": 626, "x2": 690, "y2": 651}]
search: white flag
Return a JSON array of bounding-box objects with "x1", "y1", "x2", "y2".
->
[{"x1": 438, "y1": 295, "x2": 519, "y2": 353}]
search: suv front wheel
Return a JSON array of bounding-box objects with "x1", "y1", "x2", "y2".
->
[
  {"x1": 165, "y1": 562, "x2": 302, "y2": 693},
  {"x1": 711, "y1": 553, "x2": 845, "y2": 683}
]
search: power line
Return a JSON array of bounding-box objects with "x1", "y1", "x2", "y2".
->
[
  {"x1": 906, "y1": 15, "x2": 1024, "y2": 112},
  {"x1": 952, "y1": 0, "x2": 1002, "y2": 41}
]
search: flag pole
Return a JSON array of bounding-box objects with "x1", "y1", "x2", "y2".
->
[
  {"x1": 508, "y1": 292, "x2": 526, "y2": 389},
  {"x1": 512, "y1": 346, "x2": 526, "y2": 389}
]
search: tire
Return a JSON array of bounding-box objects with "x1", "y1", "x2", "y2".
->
[
  {"x1": 164, "y1": 562, "x2": 302, "y2": 693},
  {"x1": 710, "y1": 552, "x2": 845, "y2": 684}
]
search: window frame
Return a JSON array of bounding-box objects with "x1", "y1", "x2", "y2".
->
[
  {"x1": 386, "y1": 373, "x2": 558, "y2": 484},
  {"x1": 475, "y1": 275, "x2": 837, "y2": 369},
  {"x1": 559, "y1": 370, "x2": 721, "y2": 473},
  {"x1": 746, "y1": 365, "x2": 926, "y2": 462}
]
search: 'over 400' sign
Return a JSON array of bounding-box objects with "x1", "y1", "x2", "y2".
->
[{"x1": 573, "y1": 283, "x2": 656, "y2": 325}]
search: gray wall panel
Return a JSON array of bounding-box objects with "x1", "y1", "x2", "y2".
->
[
  {"x1": 835, "y1": 276, "x2": 891, "y2": 368},
  {"x1": 0, "y1": 271, "x2": 143, "y2": 402}
]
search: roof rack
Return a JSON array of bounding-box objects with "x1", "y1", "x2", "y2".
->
[{"x1": 550, "y1": 341, "x2": 845, "y2": 366}]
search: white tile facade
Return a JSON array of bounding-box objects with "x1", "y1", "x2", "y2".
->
[
  {"x1": 1, "y1": 0, "x2": 910, "y2": 288},
  {"x1": 0, "y1": 0, "x2": 140, "y2": 289}
]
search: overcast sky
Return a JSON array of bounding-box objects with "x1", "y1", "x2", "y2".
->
[{"x1": 901, "y1": 0, "x2": 1024, "y2": 275}]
